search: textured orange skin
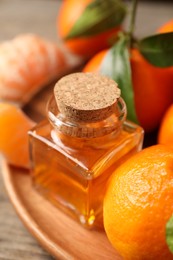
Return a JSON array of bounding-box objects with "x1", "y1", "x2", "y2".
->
[
  {"x1": 83, "y1": 48, "x2": 173, "y2": 132},
  {"x1": 158, "y1": 105, "x2": 173, "y2": 146},
  {"x1": 0, "y1": 103, "x2": 35, "y2": 168},
  {"x1": 103, "y1": 145, "x2": 173, "y2": 260},
  {"x1": 57, "y1": 0, "x2": 121, "y2": 58}
]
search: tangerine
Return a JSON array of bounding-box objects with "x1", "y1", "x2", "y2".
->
[
  {"x1": 57, "y1": 0, "x2": 122, "y2": 58},
  {"x1": 158, "y1": 104, "x2": 173, "y2": 147},
  {"x1": 103, "y1": 144, "x2": 173, "y2": 260},
  {"x1": 83, "y1": 48, "x2": 173, "y2": 132},
  {"x1": 0, "y1": 103, "x2": 35, "y2": 168}
]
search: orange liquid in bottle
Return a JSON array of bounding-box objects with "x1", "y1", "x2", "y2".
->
[{"x1": 29, "y1": 119, "x2": 143, "y2": 229}]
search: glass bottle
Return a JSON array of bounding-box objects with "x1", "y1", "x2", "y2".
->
[{"x1": 29, "y1": 72, "x2": 144, "y2": 229}]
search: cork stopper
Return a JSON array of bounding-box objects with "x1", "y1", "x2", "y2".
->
[{"x1": 54, "y1": 72, "x2": 121, "y2": 122}]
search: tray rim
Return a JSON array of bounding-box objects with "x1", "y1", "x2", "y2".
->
[{"x1": 1, "y1": 157, "x2": 74, "y2": 260}]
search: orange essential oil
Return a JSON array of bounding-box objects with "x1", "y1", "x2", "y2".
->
[{"x1": 29, "y1": 73, "x2": 144, "y2": 229}]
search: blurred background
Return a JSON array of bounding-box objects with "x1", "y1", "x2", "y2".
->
[{"x1": 0, "y1": 0, "x2": 173, "y2": 42}]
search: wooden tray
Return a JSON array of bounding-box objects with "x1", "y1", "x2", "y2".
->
[{"x1": 1, "y1": 157, "x2": 122, "y2": 260}]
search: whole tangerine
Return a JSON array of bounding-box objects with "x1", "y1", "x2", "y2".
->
[
  {"x1": 83, "y1": 48, "x2": 173, "y2": 132},
  {"x1": 57, "y1": 0, "x2": 123, "y2": 58},
  {"x1": 103, "y1": 144, "x2": 173, "y2": 260}
]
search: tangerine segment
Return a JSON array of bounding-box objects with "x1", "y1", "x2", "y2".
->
[
  {"x1": 104, "y1": 145, "x2": 173, "y2": 260},
  {"x1": 158, "y1": 104, "x2": 173, "y2": 146},
  {"x1": 0, "y1": 103, "x2": 35, "y2": 168}
]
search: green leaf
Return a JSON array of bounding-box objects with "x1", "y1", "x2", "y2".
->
[
  {"x1": 66, "y1": 0, "x2": 126, "y2": 39},
  {"x1": 99, "y1": 34, "x2": 138, "y2": 123},
  {"x1": 138, "y1": 32, "x2": 173, "y2": 67},
  {"x1": 166, "y1": 215, "x2": 173, "y2": 254}
]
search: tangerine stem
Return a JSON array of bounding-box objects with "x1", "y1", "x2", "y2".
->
[{"x1": 128, "y1": 0, "x2": 138, "y2": 46}]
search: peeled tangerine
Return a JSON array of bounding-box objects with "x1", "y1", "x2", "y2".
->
[
  {"x1": 0, "y1": 102, "x2": 35, "y2": 168},
  {"x1": 0, "y1": 34, "x2": 71, "y2": 105}
]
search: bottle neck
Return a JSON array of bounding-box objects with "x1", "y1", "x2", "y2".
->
[{"x1": 47, "y1": 95, "x2": 127, "y2": 139}]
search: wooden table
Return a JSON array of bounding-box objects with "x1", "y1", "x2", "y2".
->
[{"x1": 0, "y1": 0, "x2": 172, "y2": 259}]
